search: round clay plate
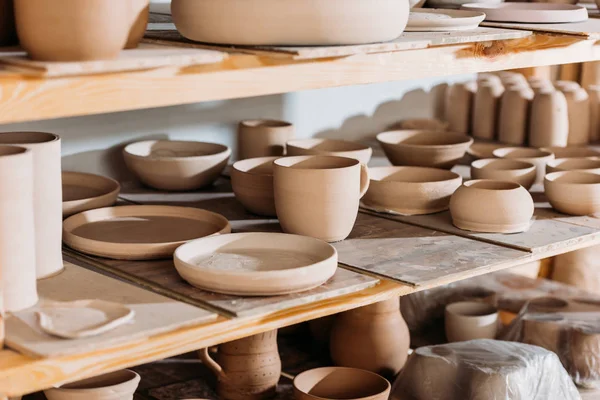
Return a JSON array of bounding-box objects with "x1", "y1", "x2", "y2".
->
[
  {"x1": 174, "y1": 232, "x2": 338, "y2": 296},
  {"x1": 62, "y1": 171, "x2": 121, "y2": 218},
  {"x1": 461, "y1": 3, "x2": 588, "y2": 23},
  {"x1": 63, "y1": 205, "x2": 231, "y2": 260},
  {"x1": 406, "y1": 9, "x2": 485, "y2": 31}
]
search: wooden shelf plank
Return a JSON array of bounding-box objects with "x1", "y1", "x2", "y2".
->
[{"x1": 483, "y1": 18, "x2": 600, "y2": 39}]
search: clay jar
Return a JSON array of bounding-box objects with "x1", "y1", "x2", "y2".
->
[
  {"x1": 546, "y1": 158, "x2": 600, "y2": 174},
  {"x1": 449, "y1": 179, "x2": 534, "y2": 233},
  {"x1": 445, "y1": 81, "x2": 476, "y2": 135},
  {"x1": 231, "y1": 157, "x2": 278, "y2": 217},
  {"x1": 445, "y1": 301, "x2": 499, "y2": 342},
  {"x1": 14, "y1": 0, "x2": 131, "y2": 61},
  {"x1": 471, "y1": 158, "x2": 537, "y2": 190},
  {"x1": 545, "y1": 171, "x2": 600, "y2": 215},
  {"x1": 0, "y1": 0, "x2": 17, "y2": 46},
  {"x1": 493, "y1": 147, "x2": 555, "y2": 184},
  {"x1": 563, "y1": 87, "x2": 591, "y2": 145},
  {"x1": 529, "y1": 88, "x2": 569, "y2": 148},
  {"x1": 286, "y1": 139, "x2": 372, "y2": 164},
  {"x1": 125, "y1": 0, "x2": 150, "y2": 49},
  {"x1": 472, "y1": 80, "x2": 504, "y2": 141},
  {"x1": 330, "y1": 298, "x2": 410, "y2": 378},
  {"x1": 44, "y1": 369, "x2": 140, "y2": 400},
  {"x1": 237, "y1": 120, "x2": 294, "y2": 160},
  {"x1": 294, "y1": 367, "x2": 391, "y2": 400},
  {"x1": 199, "y1": 331, "x2": 281, "y2": 400},
  {"x1": 552, "y1": 245, "x2": 600, "y2": 292},
  {"x1": 273, "y1": 156, "x2": 369, "y2": 242},
  {"x1": 497, "y1": 85, "x2": 534, "y2": 145}
]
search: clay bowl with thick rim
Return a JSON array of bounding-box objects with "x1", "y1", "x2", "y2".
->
[
  {"x1": 174, "y1": 232, "x2": 338, "y2": 296},
  {"x1": 493, "y1": 147, "x2": 555, "y2": 183},
  {"x1": 450, "y1": 179, "x2": 534, "y2": 233},
  {"x1": 293, "y1": 367, "x2": 391, "y2": 400},
  {"x1": 362, "y1": 166, "x2": 462, "y2": 215},
  {"x1": 123, "y1": 140, "x2": 231, "y2": 191},
  {"x1": 231, "y1": 156, "x2": 278, "y2": 217},
  {"x1": 376, "y1": 130, "x2": 473, "y2": 169},
  {"x1": 286, "y1": 139, "x2": 373, "y2": 164},
  {"x1": 545, "y1": 171, "x2": 600, "y2": 215},
  {"x1": 471, "y1": 159, "x2": 537, "y2": 190},
  {"x1": 540, "y1": 146, "x2": 600, "y2": 159},
  {"x1": 546, "y1": 158, "x2": 600, "y2": 174},
  {"x1": 62, "y1": 171, "x2": 120, "y2": 217},
  {"x1": 44, "y1": 369, "x2": 140, "y2": 400}
]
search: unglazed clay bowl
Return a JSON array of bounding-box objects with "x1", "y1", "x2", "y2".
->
[
  {"x1": 493, "y1": 147, "x2": 555, "y2": 183},
  {"x1": 471, "y1": 159, "x2": 537, "y2": 190},
  {"x1": 449, "y1": 179, "x2": 534, "y2": 233},
  {"x1": 541, "y1": 146, "x2": 600, "y2": 159},
  {"x1": 123, "y1": 140, "x2": 231, "y2": 191},
  {"x1": 62, "y1": 171, "x2": 121, "y2": 217},
  {"x1": 231, "y1": 156, "x2": 278, "y2": 217},
  {"x1": 172, "y1": 0, "x2": 409, "y2": 45},
  {"x1": 362, "y1": 166, "x2": 462, "y2": 215},
  {"x1": 293, "y1": 367, "x2": 391, "y2": 400},
  {"x1": 466, "y1": 141, "x2": 506, "y2": 161},
  {"x1": 286, "y1": 139, "x2": 372, "y2": 164},
  {"x1": 377, "y1": 130, "x2": 473, "y2": 169},
  {"x1": 545, "y1": 171, "x2": 600, "y2": 215},
  {"x1": 44, "y1": 369, "x2": 140, "y2": 400},
  {"x1": 445, "y1": 301, "x2": 499, "y2": 342},
  {"x1": 546, "y1": 158, "x2": 600, "y2": 174}
]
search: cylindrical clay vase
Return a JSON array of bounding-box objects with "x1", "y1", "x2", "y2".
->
[
  {"x1": 330, "y1": 298, "x2": 410, "y2": 379},
  {"x1": 588, "y1": 85, "x2": 600, "y2": 143},
  {"x1": 472, "y1": 81, "x2": 504, "y2": 141},
  {"x1": 0, "y1": 146, "x2": 38, "y2": 312},
  {"x1": 0, "y1": 132, "x2": 63, "y2": 279},
  {"x1": 529, "y1": 88, "x2": 569, "y2": 148},
  {"x1": 552, "y1": 245, "x2": 600, "y2": 292},
  {"x1": 581, "y1": 61, "x2": 600, "y2": 89},
  {"x1": 445, "y1": 82, "x2": 476, "y2": 135},
  {"x1": 498, "y1": 86, "x2": 534, "y2": 145},
  {"x1": 562, "y1": 87, "x2": 591, "y2": 145},
  {"x1": 237, "y1": 120, "x2": 294, "y2": 160}
]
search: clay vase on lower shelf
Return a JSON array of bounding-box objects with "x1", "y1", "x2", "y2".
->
[
  {"x1": 528, "y1": 88, "x2": 569, "y2": 148},
  {"x1": 329, "y1": 298, "x2": 410, "y2": 379},
  {"x1": 552, "y1": 245, "x2": 600, "y2": 292},
  {"x1": 199, "y1": 330, "x2": 282, "y2": 400},
  {"x1": 497, "y1": 85, "x2": 533, "y2": 146},
  {"x1": 563, "y1": 87, "x2": 590, "y2": 145},
  {"x1": 472, "y1": 81, "x2": 504, "y2": 141},
  {"x1": 237, "y1": 120, "x2": 294, "y2": 160},
  {"x1": 445, "y1": 81, "x2": 476, "y2": 135}
]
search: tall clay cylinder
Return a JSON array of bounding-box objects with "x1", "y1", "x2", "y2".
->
[
  {"x1": 588, "y1": 85, "x2": 600, "y2": 143},
  {"x1": 0, "y1": 132, "x2": 63, "y2": 279},
  {"x1": 472, "y1": 81, "x2": 504, "y2": 141},
  {"x1": 498, "y1": 86, "x2": 533, "y2": 145},
  {"x1": 0, "y1": 146, "x2": 38, "y2": 311},
  {"x1": 562, "y1": 87, "x2": 591, "y2": 145},
  {"x1": 529, "y1": 89, "x2": 569, "y2": 148},
  {"x1": 445, "y1": 82, "x2": 476, "y2": 135},
  {"x1": 237, "y1": 120, "x2": 294, "y2": 160}
]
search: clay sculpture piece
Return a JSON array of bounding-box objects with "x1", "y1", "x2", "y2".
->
[
  {"x1": 529, "y1": 88, "x2": 569, "y2": 148},
  {"x1": 544, "y1": 171, "x2": 600, "y2": 215},
  {"x1": 445, "y1": 82, "x2": 476, "y2": 134},
  {"x1": 294, "y1": 367, "x2": 391, "y2": 400},
  {"x1": 44, "y1": 369, "x2": 140, "y2": 400},
  {"x1": 231, "y1": 157, "x2": 278, "y2": 217},
  {"x1": 237, "y1": 120, "x2": 294, "y2": 160},
  {"x1": 471, "y1": 158, "x2": 537, "y2": 190},
  {"x1": 493, "y1": 147, "x2": 555, "y2": 184},
  {"x1": 62, "y1": 172, "x2": 120, "y2": 218},
  {"x1": 472, "y1": 80, "x2": 504, "y2": 141},
  {"x1": 498, "y1": 85, "x2": 534, "y2": 146},
  {"x1": 286, "y1": 138, "x2": 372, "y2": 164},
  {"x1": 546, "y1": 158, "x2": 600, "y2": 175},
  {"x1": 445, "y1": 301, "x2": 499, "y2": 342}
]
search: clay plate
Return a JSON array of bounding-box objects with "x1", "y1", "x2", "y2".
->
[
  {"x1": 461, "y1": 3, "x2": 588, "y2": 23},
  {"x1": 63, "y1": 205, "x2": 231, "y2": 260},
  {"x1": 406, "y1": 9, "x2": 485, "y2": 31},
  {"x1": 62, "y1": 171, "x2": 120, "y2": 218},
  {"x1": 174, "y1": 232, "x2": 338, "y2": 296}
]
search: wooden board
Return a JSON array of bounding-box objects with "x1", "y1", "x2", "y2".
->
[
  {"x1": 5, "y1": 260, "x2": 218, "y2": 358},
  {"x1": 483, "y1": 18, "x2": 600, "y2": 39}
]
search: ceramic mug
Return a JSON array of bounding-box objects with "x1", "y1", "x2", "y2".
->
[
  {"x1": 445, "y1": 301, "x2": 499, "y2": 342},
  {"x1": 273, "y1": 155, "x2": 369, "y2": 242}
]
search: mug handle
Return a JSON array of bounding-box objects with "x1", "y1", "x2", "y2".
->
[
  {"x1": 199, "y1": 348, "x2": 227, "y2": 381},
  {"x1": 359, "y1": 163, "x2": 370, "y2": 198}
]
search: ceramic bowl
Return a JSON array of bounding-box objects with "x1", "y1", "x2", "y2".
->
[
  {"x1": 62, "y1": 171, "x2": 121, "y2": 217},
  {"x1": 545, "y1": 171, "x2": 600, "y2": 215},
  {"x1": 123, "y1": 140, "x2": 231, "y2": 191},
  {"x1": 445, "y1": 301, "x2": 499, "y2": 342},
  {"x1": 450, "y1": 179, "x2": 534, "y2": 233},
  {"x1": 125, "y1": 0, "x2": 149, "y2": 49},
  {"x1": 546, "y1": 158, "x2": 600, "y2": 174},
  {"x1": 541, "y1": 146, "x2": 600, "y2": 159},
  {"x1": 44, "y1": 369, "x2": 140, "y2": 400},
  {"x1": 286, "y1": 139, "x2": 372, "y2": 164},
  {"x1": 466, "y1": 141, "x2": 506, "y2": 160},
  {"x1": 471, "y1": 159, "x2": 537, "y2": 190},
  {"x1": 362, "y1": 166, "x2": 462, "y2": 215},
  {"x1": 293, "y1": 367, "x2": 391, "y2": 400},
  {"x1": 493, "y1": 147, "x2": 555, "y2": 183},
  {"x1": 377, "y1": 130, "x2": 473, "y2": 169},
  {"x1": 231, "y1": 156, "x2": 278, "y2": 217}
]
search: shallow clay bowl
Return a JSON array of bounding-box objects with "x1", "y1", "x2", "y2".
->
[
  {"x1": 62, "y1": 171, "x2": 120, "y2": 217},
  {"x1": 545, "y1": 171, "x2": 600, "y2": 215},
  {"x1": 123, "y1": 140, "x2": 231, "y2": 191},
  {"x1": 362, "y1": 166, "x2": 462, "y2": 215},
  {"x1": 231, "y1": 156, "x2": 278, "y2": 217},
  {"x1": 541, "y1": 146, "x2": 600, "y2": 159},
  {"x1": 493, "y1": 147, "x2": 555, "y2": 183},
  {"x1": 471, "y1": 159, "x2": 537, "y2": 190},
  {"x1": 546, "y1": 158, "x2": 600, "y2": 174},
  {"x1": 467, "y1": 141, "x2": 506, "y2": 160},
  {"x1": 174, "y1": 232, "x2": 338, "y2": 296},
  {"x1": 293, "y1": 367, "x2": 391, "y2": 400},
  {"x1": 377, "y1": 130, "x2": 473, "y2": 169},
  {"x1": 45, "y1": 369, "x2": 140, "y2": 400},
  {"x1": 286, "y1": 139, "x2": 372, "y2": 164}
]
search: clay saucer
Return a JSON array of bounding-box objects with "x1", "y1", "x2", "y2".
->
[
  {"x1": 62, "y1": 171, "x2": 120, "y2": 218},
  {"x1": 545, "y1": 171, "x2": 600, "y2": 215},
  {"x1": 461, "y1": 3, "x2": 588, "y2": 23},
  {"x1": 173, "y1": 232, "x2": 338, "y2": 296},
  {"x1": 406, "y1": 9, "x2": 486, "y2": 31},
  {"x1": 63, "y1": 205, "x2": 231, "y2": 260},
  {"x1": 286, "y1": 139, "x2": 372, "y2": 164},
  {"x1": 546, "y1": 158, "x2": 600, "y2": 174},
  {"x1": 231, "y1": 156, "x2": 278, "y2": 217},
  {"x1": 293, "y1": 367, "x2": 391, "y2": 400},
  {"x1": 45, "y1": 370, "x2": 140, "y2": 400},
  {"x1": 471, "y1": 159, "x2": 537, "y2": 190},
  {"x1": 466, "y1": 141, "x2": 506, "y2": 160},
  {"x1": 362, "y1": 166, "x2": 462, "y2": 215},
  {"x1": 541, "y1": 146, "x2": 600, "y2": 159},
  {"x1": 377, "y1": 130, "x2": 473, "y2": 169}
]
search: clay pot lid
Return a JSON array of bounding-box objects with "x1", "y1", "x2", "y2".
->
[
  {"x1": 541, "y1": 146, "x2": 600, "y2": 159},
  {"x1": 545, "y1": 170, "x2": 600, "y2": 186},
  {"x1": 493, "y1": 147, "x2": 554, "y2": 160},
  {"x1": 0, "y1": 131, "x2": 60, "y2": 145},
  {"x1": 124, "y1": 140, "x2": 230, "y2": 160},
  {"x1": 293, "y1": 367, "x2": 391, "y2": 400},
  {"x1": 467, "y1": 141, "x2": 506, "y2": 159},
  {"x1": 376, "y1": 130, "x2": 473, "y2": 149},
  {"x1": 369, "y1": 166, "x2": 461, "y2": 184},
  {"x1": 287, "y1": 138, "x2": 370, "y2": 152},
  {"x1": 239, "y1": 119, "x2": 292, "y2": 129},
  {"x1": 62, "y1": 171, "x2": 121, "y2": 217},
  {"x1": 472, "y1": 158, "x2": 535, "y2": 172},
  {"x1": 547, "y1": 157, "x2": 600, "y2": 172},
  {"x1": 232, "y1": 156, "x2": 279, "y2": 176},
  {"x1": 52, "y1": 369, "x2": 140, "y2": 392}
]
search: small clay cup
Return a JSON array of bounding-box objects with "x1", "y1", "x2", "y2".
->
[
  {"x1": 541, "y1": 146, "x2": 600, "y2": 159},
  {"x1": 444, "y1": 301, "x2": 499, "y2": 342},
  {"x1": 544, "y1": 171, "x2": 600, "y2": 215},
  {"x1": 238, "y1": 120, "x2": 294, "y2": 160},
  {"x1": 125, "y1": 0, "x2": 150, "y2": 49},
  {"x1": 44, "y1": 369, "x2": 140, "y2": 400},
  {"x1": 493, "y1": 147, "x2": 555, "y2": 184},
  {"x1": 286, "y1": 138, "x2": 372, "y2": 164},
  {"x1": 231, "y1": 156, "x2": 278, "y2": 217},
  {"x1": 471, "y1": 159, "x2": 536, "y2": 190},
  {"x1": 293, "y1": 367, "x2": 391, "y2": 400},
  {"x1": 546, "y1": 158, "x2": 600, "y2": 175}
]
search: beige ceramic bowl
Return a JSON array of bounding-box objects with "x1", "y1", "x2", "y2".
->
[
  {"x1": 466, "y1": 141, "x2": 506, "y2": 160},
  {"x1": 377, "y1": 130, "x2": 473, "y2": 169},
  {"x1": 362, "y1": 166, "x2": 462, "y2": 215},
  {"x1": 231, "y1": 156, "x2": 278, "y2": 217},
  {"x1": 123, "y1": 140, "x2": 231, "y2": 191},
  {"x1": 293, "y1": 367, "x2": 391, "y2": 400},
  {"x1": 493, "y1": 147, "x2": 555, "y2": 183},
  {"x1": 44, "y1": 369, "x2": 140, "y2": 400},
  {"x1": 471, "y1": 159, "x2": 537, "y2": 190},
  {"x1": 286, "y1": 139, "x2": 373, "y2": 164},
  {"x1": 540, "y1": 146, "x2": 600, "y2": 159},
  {"x1": 545, "y1": 171, "x2": 600, "y2": 215},
  {"x1": 546, "y1": 158, "x2": 600, "y2": 175},
  {"x1": 62, "y1": 171, "x2": 121, "y2": 217},
  {"x1": 445, "y1": 301, "x2": 499, "y2": 342}
]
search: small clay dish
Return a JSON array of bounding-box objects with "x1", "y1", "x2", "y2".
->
[
  {"x1": 471, "y1": 159, "x2": 537, "y2": 190},
  {"x1": 450, "y1": 179, "x2": 534, "y2": 233},
  {"x1": 231, "y1": 156, "x2": 278, "y2": 217},
  {"x1": 466, "y1": 141, "x2": 506, "y2": 160},
  {"x1": 62, "y1": 171, "x2": 120, "y2": 217},
  {"x1": 362, "y1": 166, "x2": 462, "y2": 215},
  {"x1": 493, "y1": 147, "x2": 555, "y2": 183},
  {"x1": 546, "y1": 158, "x2": 600, "y2": 174},
  {"x1": 123, "y1": 140, "x2": 231, "y2": 191},
  {"x1": 44, "y1": 370, "x2": 140, "y2": 400},
  {"x1": 540, "y1": 146, "x2": 600, "y2": 159},
  {"x1": 545, "y1": 171, "x2": 600, "y2": 215},
  {"x1": 377, "y1": 130, "x2": 473, "y2": 169},
  {"x1": 293, "y1": 367, "x2": 391, "y2": 400},
  {"x1": 286, "y1": 139, "x2": 372, "y2": 164}
]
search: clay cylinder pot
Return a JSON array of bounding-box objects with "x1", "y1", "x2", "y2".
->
[
  {"x1": 581, "y1": 61, "x2": 600, "y2": 89},
  {"x1": 273, "y1": 156, "x2": 369, "y2": 242},
  {"x1": 199, "y1": 330, "x2": 281, "y2": 400},
  {"x1": 522, "y1": 315, "x2": 566, "y2": 359},
  {"x1": 529, "y1": 88, "x2": 569, "y2": 148},
  {"x1": 0, "y1": 146, "x2": 37, "y2": 312},
  {"x1": 568, "y1": 326, "x2": 600, "y2": 387},
  {"x1": 329, "y1": 298, "x2": 410, "y2": 379},
  {"x1": 237, "y1": 120, "x2": 294, "y2": 160},
  {"x1": 231, "y1": 156, "x2": 278, "y2": 217},
  {"x1": 588, "y1": 85, "x2": 600, "y2": 143},
  {"x1": 294, "y1": 367, "x2": 391, "y2": 400},
  {"x1": 528, "y1": 78, "x2": 554, "y2": 94},
  {"x1": 0, "y1": 132, "x2": 62, "y2": 279},
  {"x1": 445, "y1": 82, "x2": 476, "y2": 135},
  {"x1": 125, "y1": 0, "x2": 149, "y2": 49},
  {"x1": 552, "y1": 245, "x2": 600, "y2": 292},
  {"x1": 472, "y1": 81, "x2": 504, "y2": 140},
  {"x1": 498, "y1": 85, "x2": 533, "y2": 145},
  {"x1": 0, "y1": 0, "x2": 17, "y2": 46},
  {"x1": 14, "y1": 0, "x2": 131, "y2": 61},
  {"x1": 445, "y1": 301, "x2": 499, "y2": 342},
  {"x1": 562, "y1": 87, "x2": 591, "y2": 145}
]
